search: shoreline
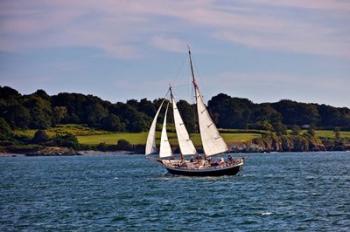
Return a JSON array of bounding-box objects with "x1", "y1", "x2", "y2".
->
[{"x1": 1, "y1": 147, "x2": 349, "y2": 157}]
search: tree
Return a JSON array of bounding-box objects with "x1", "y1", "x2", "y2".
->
[
  {"x1": 86, "y1": 102, "x2": 108, "y2": 127},
  {"x1": 53, "y1": 133, "x2": 79, "y2": 149},
  {"x1": 177, "y1": 100, "x2": 197, "y2": 133},
  {"x1": 24, "y1": 95, "x2": 52, "y2": 129},
  {"x1": 5, "y1": 104, "x2": 31, "y2": 128},
  {"x1": 32, "y1": 130, "x2": 49, "y2": 144},
  {"x1": 0, "y1": 117, "x2": 13, "y2": 140},
  {"x1": 116, "y1": 139, "x2": 132, "y2": 150},
  {"x1": 138, "y1": 98, "x2": 156, "y2": 117},
  {"x1": 208, "y1": 94, "x2": 253, "y2": 129},
  {"x1": 291, "y1": 125, "x2": 301, "y2": 136},
  {"x1": 272, "y1": 121, "x2": 287, "y2": 136},
  {"x1": 334, "y1": 127, "x2": 341, "y2": 141},
  {"x1": 52, "y1": 106, "x2": 67, "y2": 125},
  {"x1": 255, "y1": 120, "x2": 273, "y2": 131},
  {"x1": 0, "y1": 86, "x2": 20, "y2": 99},
  {"x1": 307, "y1": 126, "x2": 316, "y2": 137},
  {"x1": 101, "y1": 114, "x2": 125, "y2": 131}
]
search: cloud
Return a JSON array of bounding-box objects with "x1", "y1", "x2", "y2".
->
[
  {"x1": 200, "y1": 71, "x2": 350, "y2": 107},
  {"x1": 150, "y1": 36, "x2": 187, "y2": 53},
  {"x1": 0, "y1": 0, "x2": 349, "y2": 58}
]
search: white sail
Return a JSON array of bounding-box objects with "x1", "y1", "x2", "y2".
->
[
  {"x1": 145, "y1": 100, "x2": 164, "y2": 155},
  {"x1": 159, "y1": 103, "x2": 172, "y2": 158},
  {"x1": 195, "y1": 86, "x2": 228, "y2": 157},
  {"x1": 172, "y1": 96, "x2": 197, "y2": 155}
]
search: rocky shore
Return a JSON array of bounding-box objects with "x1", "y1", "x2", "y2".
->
[{"x1": 25, "y1": 146, "x2": 81, "y2": 156}]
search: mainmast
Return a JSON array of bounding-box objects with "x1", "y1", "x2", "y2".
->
[
  {"x1": 188, "y1": 48, "x2": 197, "y2": 89},
  {"x1": 188, "y1": 48, "x2": 229, "y2": 157}
]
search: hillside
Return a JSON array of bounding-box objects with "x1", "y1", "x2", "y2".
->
[{"x1": 1, "y1": 86, "x2": 350, "y2": 133}]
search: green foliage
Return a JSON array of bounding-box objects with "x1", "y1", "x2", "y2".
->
[
  {"x1": 291, "y1": 125, "x2": 301, "y2": 136},
  {"x1": 334, "y1": 127, "x2": 341, "y2": 141},
  {"x1": 272, "y1": 121, "x2": 287, "y2": 136},
  {"x1": 0, "y1": 117, "x2": 13, "y2": 140},
  {"x1": 208, "y1": 93, "x2": 253, "y2": 129},
  {"x1": 116, "y1": 139, "x2": 132, "y2": 150},
  {"x1": 307, "y1": 127, "x2": 316, "y2": 137},
  {"x1": 52, "y1": 106, "x2": 67, "y2": 125},
  {"x1": 101, "y1": 114, "x2": 125, "y2": 131},
  {"x1": 52, "y1": 133, "x2": 79, "y2": 149},
  {"x1": 177, "y1": 100, "x2": 197, "y2": 133},
  {"x1": 255, "y1": 120, "x2": 273, "y2": 131},
  {"x1": 24, "y1": 95, "x2": 52, "y2": 129},
  {"x1": 32, "y1": 130, "x2": 49, "y2": 144},
  {"x1": 1, "y1": 86, "x2": 350, "y2": 133}
]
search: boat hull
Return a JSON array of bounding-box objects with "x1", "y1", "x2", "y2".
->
[{"x1": 163, "y1": 162, "x2": 243, "y2": 176}]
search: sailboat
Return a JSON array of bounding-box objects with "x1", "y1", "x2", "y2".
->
[{"x1": 145, "y1": 49, "x2": 244, "y2": 176}]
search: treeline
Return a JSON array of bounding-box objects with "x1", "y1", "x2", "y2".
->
[
  {"x1": 1, "y1": 86, "x2": 350, "y2": 133},
  {"x1": 209, "y1": 94, "x2": 350, "y2": 131}
]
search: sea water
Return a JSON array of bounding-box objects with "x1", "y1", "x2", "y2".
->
[{"x1": 0, "y1": 152, "x2": 349, "y2": 231}]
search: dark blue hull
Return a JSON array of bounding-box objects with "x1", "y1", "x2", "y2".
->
[{"x1": 164, "y1": 164, "x2": 242, "y2": 176}]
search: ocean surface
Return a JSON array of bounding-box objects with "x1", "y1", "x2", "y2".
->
[{"x1": 1, "y1": 152, "x2": 349, "y2": 231}]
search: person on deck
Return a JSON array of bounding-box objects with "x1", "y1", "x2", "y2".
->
[
  {"x1": 219, "y1": 157, "x2": 225, "y2": 166},
  {"x1": 228, "y1": 155, "x2": 233, "y2": 164}
]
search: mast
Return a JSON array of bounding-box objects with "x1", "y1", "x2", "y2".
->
[
  {"x1": 188, "y1": 48, "x2": 229, "y2": 157},
  {"x1": 189, "y1": 48, "x2": 196, "y2": 87},
  {"x1": 169, "y1": 86, "x2": 182, "y2": 160}
]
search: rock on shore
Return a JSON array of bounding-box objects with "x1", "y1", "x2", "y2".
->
[{"x1": 26, "y1": 146, "x2": 81, "y2": 156}]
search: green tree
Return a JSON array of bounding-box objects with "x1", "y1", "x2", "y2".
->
[
  {"x1": 307, "y1": 126, "x2": 316, "y2": 137},
  {"x1": 0, "y1": 117, "x2": 13, "y2": 140},
  {"x1": 272, "y1": 121, "x2": 287, "y2": 136},
  {"x1": 291, "y1": 125, "x2": 301, "y2": 136},
  {"x1": 53, "y1": 133, "x2": 79, "y2": 149},
  {"x1": 52, "y1": 106, "x2": 67, "y2": 125},
  {"x1": 6, "y1": 104, "x2": 31, "y2": 128},
  {"x1": 177, "y1": 100, "x2": 197, "y2": 133},
  {"x1": 138, "y1": 98, "x2": 156, "y2": 117},
  {"x1": 334, "y1": 127, "x2": 341, "y2": 141},
  {"x1": 116, "y1": 139, "x2": 132, "y2": 150},
  {"x1": 24, "y1": 95, "x2": 52, "y2": 129},
  {"x1": 86, "y1": 102, "x2": 108, "y2": 127},
  {"x1": 32, "y1": 130, "x2": 49, "y2": 144},
  {"x1": 101, "y1": 114, "x2": 125, "y2": 131}
]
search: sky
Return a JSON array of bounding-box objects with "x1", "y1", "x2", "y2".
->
[{"x1": 0, "y1": 0, "x2": 349, "y2": 107}]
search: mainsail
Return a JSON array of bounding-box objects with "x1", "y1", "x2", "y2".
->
[
  {"x1": 145, "y1": 100, "x2": 164, "y2": 155},
  {"x1": 171, "y1": 91, "x2": 197, "y2": 156},
  {"x1": 159, "y1": 103, "x2": 172, "y2": 158},
  {"x1": 189, "y1": 50, "x2": 228, "y2": 157}
]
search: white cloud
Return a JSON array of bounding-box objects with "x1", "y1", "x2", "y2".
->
[
  {"x1": 150, "y1": 36, "x2": 187, "y2": 53},
  {"x1": 0, "y1": 0, "x2": 349, "y2": 58}
]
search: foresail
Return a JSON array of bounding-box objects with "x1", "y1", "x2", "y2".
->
[
  {"x1": 172, "y1": 97, "x2": 197, "y2": 155},
  {"x1": 145, "y1": 100, "x2": 164, "y2": 155},
  {"x1": 159, "y1": 103, "x2": 172, "y2": 158},
  {"x1": 195, "y1": 87, "x2": 228, "y2": 156}
]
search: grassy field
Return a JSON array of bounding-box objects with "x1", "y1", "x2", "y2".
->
[
  {"x1": 314, "y1": 130, "x2": 350, "y2": 139},
  {"x1": 15, "y1": 124, "x2": 350, "y2": 146}
]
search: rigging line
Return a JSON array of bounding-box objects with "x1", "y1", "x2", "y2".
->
[{"x1": 170, "y1": 55, "x2": 187, "y2": 85}]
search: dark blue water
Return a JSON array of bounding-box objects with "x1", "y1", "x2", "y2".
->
[{"x1": 1, "y1": 152, "x2": 349, "y2": 231}]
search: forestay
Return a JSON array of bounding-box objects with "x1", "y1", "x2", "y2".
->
[
  {"x1": 145, "y1": 100, "x2": 164, "y2": 155},
  {"x1": 172, "y1": 97, "x2": 197, "y2": 155},
  {"x1": 195, "y1": 86, "x2": 228, "y2": 156},
  {"x1": 159, "y1": 103, "x2": 172, "y2": 158}
]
